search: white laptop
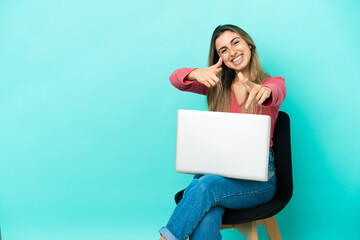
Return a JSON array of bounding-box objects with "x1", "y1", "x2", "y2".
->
[{"x1": 175, "y1": 109, "x2": 272, "y2": 181}]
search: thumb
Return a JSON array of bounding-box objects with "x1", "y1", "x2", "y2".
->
[
  {"x1": 215, "y1": 66, "x2": 222, "y2": 74},
  {"x1": 238, "y1": 72, "x2": 254, "y2": 91},
  {"x1": 238, "y1": 72, "x2": 254, "y2": 86},
  {"x1": 237, "y1": 72, "x2": 245, "y2": 81}
]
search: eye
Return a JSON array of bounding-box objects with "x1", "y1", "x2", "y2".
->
[
  {"x1": 220, "y1": 49, "x2": 227, "y2": 54},
  {"x1": 233, "y1": 41, "x2": 239, "y2": 45}
]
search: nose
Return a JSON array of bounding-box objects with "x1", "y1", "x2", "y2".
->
[{"x1": 229, "y1": 46, "x2": 237, "y2": 57}]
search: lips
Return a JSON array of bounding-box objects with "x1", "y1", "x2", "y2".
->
[{"x1": 232, "y1": 55, "x2": 243, "y2": 65}]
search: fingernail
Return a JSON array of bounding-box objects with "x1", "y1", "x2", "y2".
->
[{"x1": 245, "y1": 104, "x2": 249, "y2": 109}]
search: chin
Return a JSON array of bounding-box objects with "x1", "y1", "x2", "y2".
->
[
  {"x1": 224, "y1": 63, "x2": 237, "y2": 71},
  {"x1": 225, "y1": 63, "x2": 248, "y2": 72},
  {"x1": 228, "y1": 66, "x2": 246, "y2": 72},
  {"x1": 234, "y1": 63, "x2": 249, "y2": 72}
]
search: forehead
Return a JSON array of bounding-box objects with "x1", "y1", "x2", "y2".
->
[{"x1": 215, "y1": 30, "x2": 242, "y2": 49}]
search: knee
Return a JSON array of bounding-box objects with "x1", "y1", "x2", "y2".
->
[
  {"x1": 183, "y1": 175, "x2": 227, "y2": 205},
  {"x1": 195, "y1": 175, "x2": 226, "y2": 196}
]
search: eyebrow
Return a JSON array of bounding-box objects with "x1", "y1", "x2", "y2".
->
[{"x1": 218, "y1": 37, "x2": 241, "y2": 53}]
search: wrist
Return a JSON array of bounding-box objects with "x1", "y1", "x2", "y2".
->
[{"x1": 186, "y1": 69, "x2": 198, "y2": 80}]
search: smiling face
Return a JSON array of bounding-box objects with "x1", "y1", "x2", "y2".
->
[{"x1": 215, "y1": 30, "x2": 252, "y2": 75}]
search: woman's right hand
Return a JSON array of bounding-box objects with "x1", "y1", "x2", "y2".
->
[{"x1": 187, "y1": 58, "x2": 223, "y2": 87}]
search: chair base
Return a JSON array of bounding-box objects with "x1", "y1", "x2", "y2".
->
[{"x1": 220, "y1": 216, "x2": 282, "y2": 240}]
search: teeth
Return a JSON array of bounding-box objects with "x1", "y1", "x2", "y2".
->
[{"x1": 233, "y1": 55, "x2": 242, "y2": 63}]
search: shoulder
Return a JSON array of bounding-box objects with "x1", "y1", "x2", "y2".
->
[{"x1": 263, "y1": 76, "x2": 285, "y2": 84}]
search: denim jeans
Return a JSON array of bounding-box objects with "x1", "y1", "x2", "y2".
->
[{"x1": 159, "y1": 148, "x2": 276, "y2": 240}]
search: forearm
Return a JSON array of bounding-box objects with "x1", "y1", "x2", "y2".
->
[
  {"x1": 169, "y1": 68, "x2": 207, "y2": 95},
  {"x1": 262, "y1": 77, "x2": 286, "y2": 107}
]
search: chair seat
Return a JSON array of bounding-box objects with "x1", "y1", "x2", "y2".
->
[
  {"x1": 175, "y1": 189, "x2": 290, "y2": 225},
  {"x1": 221, "y1": 198, "x2": 289, "y2": 225}
]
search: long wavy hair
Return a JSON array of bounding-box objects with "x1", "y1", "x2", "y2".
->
[{"x1": 207, "y1": 24, "x2": 269, "y2": 113}]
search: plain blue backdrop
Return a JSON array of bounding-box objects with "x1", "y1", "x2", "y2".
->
[{"x1": 0, "y1": 0, "x2": 359, "y2": 239}]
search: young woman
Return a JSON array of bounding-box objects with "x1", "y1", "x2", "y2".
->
[{"x1": 159, "y1": 24, "x2": 286, "y2": 240}]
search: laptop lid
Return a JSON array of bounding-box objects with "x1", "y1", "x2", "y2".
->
[{"x1": 175, "y1": 109, "x2": 271, "y2": 181}]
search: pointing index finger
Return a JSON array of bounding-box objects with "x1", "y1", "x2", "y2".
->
[
  {"x1": 213, "y1": 57, "x2": 223, "y2": 68},
  {"x1": 245, "y1": 88, "x2": 257, "y2": 109}
]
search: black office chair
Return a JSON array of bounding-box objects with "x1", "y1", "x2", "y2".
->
[{"x1": 174, "y1": 111, "x2": 293, "y2": 239}]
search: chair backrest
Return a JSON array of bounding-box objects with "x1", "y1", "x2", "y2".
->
[{"x1": 272, "y1": 111, "x2": 293, "y2": 202}]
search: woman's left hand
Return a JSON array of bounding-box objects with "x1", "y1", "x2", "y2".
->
[{"x1": 238, "y1": 72, "x2": 272, "y2": 109}]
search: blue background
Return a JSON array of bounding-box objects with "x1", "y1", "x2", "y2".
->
[{"x1": 0, "y1": 0, "x2": 359, "y2": 239}]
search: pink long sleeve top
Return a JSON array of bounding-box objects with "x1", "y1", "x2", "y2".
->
[{"x1": 170, "y1": 68, "x2": 287, "y2": 147}]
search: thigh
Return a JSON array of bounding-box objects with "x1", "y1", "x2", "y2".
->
[{"x1": 196, "y1": 174, "x2": 276, "y2": 210}]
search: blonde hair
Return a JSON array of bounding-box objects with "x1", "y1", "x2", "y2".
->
[{"x1": 207, "y1": 25, "x2": 268, "y2": 113}]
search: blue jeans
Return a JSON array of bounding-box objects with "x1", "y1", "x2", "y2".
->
[{"x1": 159, "y1": 148, "x2": 276, "y2": 240}]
